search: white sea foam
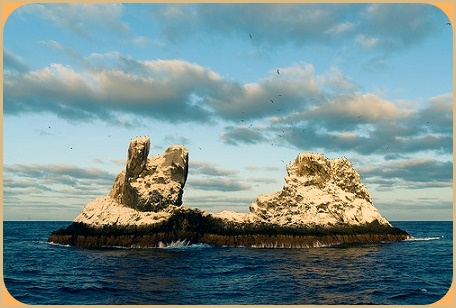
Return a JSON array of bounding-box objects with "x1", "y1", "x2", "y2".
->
[
  {"x1": 404, "y1": 236, "x2": 441, "y2": 242},
  {"x1": 47, "y1": 241, "x2": 71, "y2": 247},
  {"x1": 156, "y1": 239, "x2": 212, "y2": 250}
]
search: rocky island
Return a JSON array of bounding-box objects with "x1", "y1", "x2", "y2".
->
[{"x1": 48, "y1": 136, "x2": 410, "y2": 248}]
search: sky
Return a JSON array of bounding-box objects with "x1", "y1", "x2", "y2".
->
[{"x1": 2, "y1": 2, "x2": 453, "y2": 221}]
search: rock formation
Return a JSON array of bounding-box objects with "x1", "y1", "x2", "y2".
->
[
  {"x1": 48, "y1": 137, "x2": 410, "y2": 248},
  {"x1": 248, "y1": 153, "x2": 389, "y2": 227},
  {"x1": 109, "y1": 136, "x2": 188, "y2": 212}
]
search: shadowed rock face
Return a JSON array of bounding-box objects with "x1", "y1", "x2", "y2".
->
[{"x1": 48, "y1": 138, "x2": 410, "y2": 248}]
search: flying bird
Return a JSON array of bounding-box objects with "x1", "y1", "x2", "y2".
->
[
  {"x1": 270, "y1": 99, "x2": 274, "y2": 103},
  {"x1": 277, "y1": 69, "x2": 280, "y2": 74},
  {"x1": 447, "y1": 22, "x2": 451, "y2": 25},
  {"x1": 249, "y1": 34, "x2": 253, "y2": 39}
]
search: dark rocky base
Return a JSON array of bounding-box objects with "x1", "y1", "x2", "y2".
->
[{"x1": 48, "y1": 208, "x2": 410, "y2": 248}]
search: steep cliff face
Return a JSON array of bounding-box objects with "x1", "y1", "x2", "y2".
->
[
  {"x1": 249, "y1": 153, "x2": 390, "y2": 227},
  {"x1": 49, "y1": 137, "x2": 410, "y2": 248}
]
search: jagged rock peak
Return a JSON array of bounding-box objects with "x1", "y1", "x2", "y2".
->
[{"x1": 108, "y1": 136, "x2": 189, "y2": 212}]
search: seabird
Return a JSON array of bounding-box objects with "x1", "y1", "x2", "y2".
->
[
  {"x1": 270, "y1": 99, "x2": 274, "y2": 103},
  {"x1": 249, "y1": 34, "x2": 253, "y2": 39},
  {"x1": 277, "y1": 69, "x2": 280, "y2": 74},
  {"x1": 357, "y1": 115, "x2": 363, "y2": 119},
  {"x1": 447, "y1": 22, "x2": 451, "y2": 25},
  {"x1": 199, "y1": 147, "x2": 202, "y2": 150}
]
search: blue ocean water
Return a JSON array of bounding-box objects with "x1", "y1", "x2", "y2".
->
[{"x1": 2, "y1": 221, "x2": 453, "y2": 305}]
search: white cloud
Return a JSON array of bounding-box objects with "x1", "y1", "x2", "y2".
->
[
  {"x1": 325, "y1": 21, "x2": 356, "y2": 35},
  {"x1": 22, "y1": 3, "x2": 128, "y2": 38},
  {"x1": 317, "y1": 66, "x2": 358, "y2": 92},
  {"x1": 355, "y1": 34, "x2": 380, "y2": 49},
  {"x1": 38, "y1": 40, "x2": 83, "y2": 60},
  {"x1": 3, "y1": 49, "x2": 29, "y2": 72}
]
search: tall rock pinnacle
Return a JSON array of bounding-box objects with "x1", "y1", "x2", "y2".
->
[{"x1": 125, "y1": 136, "x2": 150, "y2": 178}]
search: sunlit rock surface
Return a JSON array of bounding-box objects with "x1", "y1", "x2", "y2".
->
[{"x1": 48, "y1": 137, "x2": 410, "y2": 248}]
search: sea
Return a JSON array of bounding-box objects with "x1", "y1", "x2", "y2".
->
[{"x1": 2, "y1": 221, "x2": 453, "y2": 305}]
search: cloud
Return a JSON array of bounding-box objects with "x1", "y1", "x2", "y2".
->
[
  {"x1": 155, "y1": 4, "x2": 362, "y2": 46},
  {"x1": 2, "y1": 164, "x2": 116, "y2": 215},
  {"x1": 355, "y1": 34, "x2": 380, "y2": 50},
  {"x1": 316, "y1": 67, "x2": 358, "y2": 93},
  {"x1": 245, "y1": 166, "x2": 281, "y2": 172},
  {"x1": 21, "y1": 3, "x2": 128, "y2": 39},
  {"x1": 3, "y1": 55, "x2": 222, "y2": 123},
  {"x1": 3, "y1": 55, "x2": 321, "y2": 125},
  {"x1": 358, "y1": 158, "x2": 453, "y2": 188},
  {"x1": 3, "y1": 49, "x2": 29, "y2": 72},
  {"x1": 221, "y1": 126, "x2": 268, "y2": 146},
  {"x1": 38, "y1": 40, "x2": 83, "y2": 60},
  {"x1": 189, "y1": 161, "x2": 237, "y2": 177},
  {"x1": 325, "y1": 21, "x2": 357, "y2": 35},
  {"x1": 3, "y1": 48, "x2": 451, "y2": 161},
  {"x1": 187, "y1": 178, "x2": 251, "y2": 192},
  {"x1": 248, "y1": 177, "x2": 278, "y2": 184},
  {"x1": 185, "y1": 160, "x2": 253, "y2": 192},
  {"x1": 153, "y1": 3, "x2": 443, "y2": 52},
  {"x1": 3, "y1": 163, "x2": 115, "y2": 184},
  {"x1": 206, "y1": 62, "x2": 321, "y2": 122},
  {"x1": 361, "y1": 4, "x2": 438, "y2": 51}
]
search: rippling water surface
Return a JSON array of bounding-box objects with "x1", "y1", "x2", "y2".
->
[{"x1": 3, "y1": 221, "x2": 453, "y2": 304}]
